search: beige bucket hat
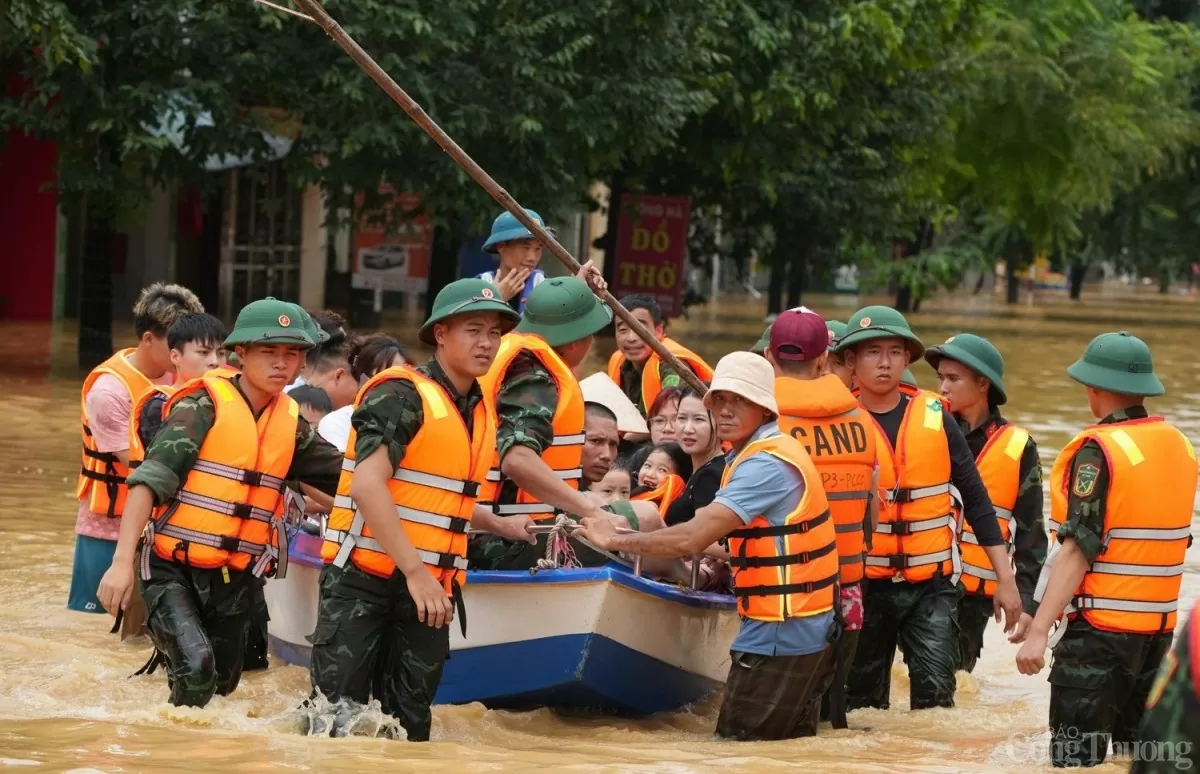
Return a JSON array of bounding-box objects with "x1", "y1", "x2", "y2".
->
[
  {"x1": 703, "y1": 351, "x2": 779, "y2": 415},
  {"x1": 580, "y1": 372, "x2": 649, "y2": 435}
]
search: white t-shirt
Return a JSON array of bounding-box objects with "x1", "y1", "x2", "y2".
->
[
  {"x1": 284, "y1": 375, "x2": 306, "y2": 394},
  {"x1": 318, "y1": 405, "x2": 352, "y2": 453}
]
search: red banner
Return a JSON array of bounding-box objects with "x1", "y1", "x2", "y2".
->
[{"x1": 611, "y1": 193, "x2": 690, "y2": 317}]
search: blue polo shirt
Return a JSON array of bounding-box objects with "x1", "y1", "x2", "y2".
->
[{"x1": 713, "y1": 422, "x2": 834, "y2": 657}]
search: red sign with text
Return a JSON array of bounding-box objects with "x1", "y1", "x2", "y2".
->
[
  {"x1": 612, "y1": 193, "x2": 690, "y2": 317},
  {"x1": 351, "y1": 187, "x2": 432, "y2": 293}
]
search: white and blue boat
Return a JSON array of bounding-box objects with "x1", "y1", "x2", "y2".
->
[{"x1": 265, "y1": 528, "x2": 739, "y2": 716}]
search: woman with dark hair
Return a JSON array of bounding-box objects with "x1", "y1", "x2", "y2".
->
[
  {"x1": 646, "y1": 386, "x2": 683, "y2": 445},
  {"x1": 317, "y1": 333, "x2": 409, "y2": 453},
  {"x1": 664, "y1": 387, "x2": 726, "y2": 527}
]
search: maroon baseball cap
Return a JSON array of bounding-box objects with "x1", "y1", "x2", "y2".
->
[{"x1": 769, "y1": 307, "x2": 830, "y2": 361}]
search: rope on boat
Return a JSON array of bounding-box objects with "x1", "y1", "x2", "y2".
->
[{"x1": 530, "y1": 514, "x2": 634, "y2": 573}]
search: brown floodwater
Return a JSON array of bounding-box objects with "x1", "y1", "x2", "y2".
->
[{"x1": 2, "y1": 286, "x2": 1199, "y2": 773}]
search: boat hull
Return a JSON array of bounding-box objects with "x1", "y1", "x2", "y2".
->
[{"x1": 264, "y1": 531, "x2": 738, "y2": 715}]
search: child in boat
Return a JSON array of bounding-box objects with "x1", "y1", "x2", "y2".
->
[
  {"x1": 631, "y1": 443, "x2": 692, "y2": 516},
  {"x1": 289, "y1": 385, "x2": 333, "y2": 427},
  {"x1": 590, "y1": 458, "x2": 633, "y2": 504}
]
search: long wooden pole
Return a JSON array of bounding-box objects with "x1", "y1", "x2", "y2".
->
[{"x1": 282, "y1": 0, "x2": 708, "y2": 394}]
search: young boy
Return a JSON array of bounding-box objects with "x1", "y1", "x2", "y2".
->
[
  {"x1": 477, "y1": 208, "x2": 551, "y2": 313},
  {"x1": 96, "y1": 298, "x2": 343, "y2": 708},
  {"x1": 289, "y1": 385, "x2": 333, "y2": 427},
  {"x1": 71, "y1": 283, "x2": 204, "y2": 614}
]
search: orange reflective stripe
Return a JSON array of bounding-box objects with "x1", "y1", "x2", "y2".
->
[
  {"x1": 776, "y1": 373, "x2": 876, "y2": 586},
  {"x1": 960, "y1": 424, "x2": 1028, "y2": 596},
  {"x1": 1060, "y1": 419, "x2": 1196, "y2": 634},
  {"x1": 77, "y1": 349, "x2": 159, "y2": 518},
  {"x1": 477, "y1": 333, "x2": 584, "y2": 520},
  {"x1": 861, "y1": 386, "x2": 956, "y2": 583},
  {"x1": 722, "y1": 432, "x2": 838, "y2": 622},
  {"x1": 322, "y1": 366, "x2": 494, "y2": 589},
  {"x1": 151, "y1": 373, "x2": 297, "y2": 575}
]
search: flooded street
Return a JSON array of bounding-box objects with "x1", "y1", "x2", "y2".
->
[{"x1": 2, "y1": 288, "x2": 1199, "y2": 773}]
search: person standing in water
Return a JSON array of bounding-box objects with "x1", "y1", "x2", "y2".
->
[
  {"x1": 310, "y1": 279, "x2": 537, "y2": 741},
  {"x1": 1017, "y1": 332, "x2": 1195, "y2": 769},
  {"x1": 606, "y1": 294, "x2": 712, "y2": 415},
  {"x1": 834, "y1": 306, "x2": 1022, "y2": 712},
  {"x1": 96, "y1": 298, "x2": 343, "y2": 708},
  {"x1": 766, "y1": 307, "x2": 878, "y2": 729},
  {"x1": 1130, "y1": 599, "x2": 1200, "y2": 773},
  {"x1": 924, "y1": 333, "x2": 1047, "y2": 672},
  {"x1": 477, "y1": 208, "x2": 551, "y2": 313},
  {"x1": 71, "y1": 284, "x2": 204, "y2": 615}
]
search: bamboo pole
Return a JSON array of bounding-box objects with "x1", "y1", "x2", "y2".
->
[{"x1": 277, "y1": 0, "x2": 708, "y2": 394}]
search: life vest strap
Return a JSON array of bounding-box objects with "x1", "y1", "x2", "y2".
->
[
  {"x1": 736, "y1": 574, "x2": 838, "y2": 601},
  {"x1": 148, "y1": 522, "x2": 284, "y2": 579},
  {"x1": 962, "y1": 561, "x2": 998, "y2": 581},
  {"x1": 730, "y1": 540, "x2": 837, "y2": 569},
  {"x1": 1089, "y1": 561, "x2": 1184, "y2": 577},
  {"x1": 834, "y1": 521, "x2": 864, "y2": 534},
  {"x1": 734, "y1": 510, "x2": 831, "y2": 539},
  {"x1": 865, "y1": 548, "x2": 954, "y2": 569},
  {"x1": 332, "y1": 495, "x2": 470, "y2": 534},
  {"x1": 1048, "y1": 519, "x2": 1062, "y2": 533},
  {"x1": 83, "y1": 447, "x2": 120, "y2": 464},
  {"x1": 886, "y1": 482, "x2": 950, "y2": 504},
  {"x1": 325, "y1": 524, "x2": 468, "y2": 572},
  {"x1": 826, "y1": 490, "x2": 870, "y2": 502},
  {"x1": 491, "y1": 503, "x2": 557, "y2": 516},
  {"x1": 174, "y1": 490, "x2": 275, "y2": 522},
  {"x1": 1071, "y1": 595, "x2": 1178, "y2": 614},
  {"x1": 550, "y1": 433, "x2": 586, "y2": 446},
  {"x1": 191, "y1": 459, "x2": 285, "y2": 492},
  {"x1": 994, "y1": 506, "x2": 1013, "y2": 520},
  {"x1": 485, "y1": 467, "x2": 581, "y2": 484},
  {"x1": 392, "y1": 468, "x2": 481, "y2": 498},
  {"x1": 79, "y1": 467, "x2": 125, "y2": 485},
  {"x1": 839, "y1": 552, "x2": 864, "y2": 565},
  {"x1": 1103, "y1": 526, "x2": 1192, "y2": 542},
  {"x1": 875, "y1": 513, "x2": 953, "y2": 536}
]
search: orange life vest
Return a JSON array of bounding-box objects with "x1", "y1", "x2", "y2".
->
[
  {"x1": 722, "y1": 432, "x2": 838, "y2": 621},
  {"x1": 861, "y1": 386, "x2": 959, "y2": 584},
  {"x1": 606, "y1": 337, "x2": 714, "y2": 411},
  {"x1": 212, "y1": 364, "x2": 240, "y2": 378},
  {"x1": 322, "y1": 366, "x2": 495, "y2": 591},
  {"x1": 143, "y1": 374, "x2": 297, "y2": 579},
  {"x1": 1049, "y1": 418, "x2": 1196, "y2": 634},
  {"x1": 631, "y1": 473, "x2": 686, "y2": 517},
  {"x1": 128, "y1": 385, "x2": 176, "y2": 468},
  {"x1": 960, "y1": 423, "x2": 1030, "y2": 596},
  {"x1": 77, "y1": 349, "x2": 161, "y2": 519},
  {"x1": 775, "y1": 373, "x2": 877, "y2": 586},
  {"x1": 478, "y1": 333, "x2": 585, "y2": 521}
]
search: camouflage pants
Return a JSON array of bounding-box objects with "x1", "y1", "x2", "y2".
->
[
  {"x1": 715, "y1": 645, "x2": 835, "y2": 741},
  {"x1": 139, "y1": 553, "x2": 257, "y2": 708},
  {"x1": 1131, "y1": 608, "x2": 1200, "y2": 774},
  {"x1": 1048, "y1": 617, "x2": 1172, "y2": 768},
  {"x1": 956, "y1": 591, "x2": 995, "y2": 674},
  {"x1": 846, "y1": 577, "x2": 961, "y2": 711},
  {"x1": 244, "y1": 578, "x2": 270, "y2": 671},
  {"x1": 308, "y1": 563, "x2": 449, "y2": 742}
]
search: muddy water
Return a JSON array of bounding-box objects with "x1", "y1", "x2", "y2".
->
[{"x1": 3, "y1": 288, "x2": 1199, "y2": 773}]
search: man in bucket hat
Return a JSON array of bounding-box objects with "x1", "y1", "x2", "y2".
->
[
  {"x1": 925, "y1": 334, "x2": 1047, "y2": 675},
  {"x1": 833, "y1": 305, "x2": 1021, "y2": 712},
  {"x1": 1017, "y1": 332, "x2": 1196, "y2": 768},
  {"x1": 579, "y1": 351, "x2": 840, "y2": 741},
  {"x1": 471, "y1": 275, "x2": 640, "y2": 571},
  {"x1": 309, "y1": 278, "x2": 538, "y2": 741},
  {"x1": 96, "y1": 297, "x2": 344, "y2": 708},
  {"x1": 476, "y1": 207, "x2": 553, "y2": 313}
]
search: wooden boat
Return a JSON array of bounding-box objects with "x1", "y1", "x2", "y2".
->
[{"x1": 264, "y1": 527, "x2": 739, "y2": 716}]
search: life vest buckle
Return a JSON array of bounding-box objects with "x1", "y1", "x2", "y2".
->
[
  {"x1": 461, "y1": 481, "x2": 480, "y2": 498},
  {"x1": 890, "y1": 488, "x2": 914, "y2": 504},
  {"x1": 888, "y1": 521, "x2": 914, "y2": 536},
  {"x1": 219, "y1": 535, "x2": 242, "y2": 553},
  {"x1": 448, "y1": 517, "x2": 470, "y2": 534},
  {"x1": 886, "y1": 554, "x2": 910, "y2": 569},
  {"x1": 240, "y1": 469, "x2": 264, "y2": 487},
  {"x1": 231, "y1": 503, "x2": 253, "y2": 519},
  {"x1": 434, "y1": 553, "x2": 459, "y2": 570}
]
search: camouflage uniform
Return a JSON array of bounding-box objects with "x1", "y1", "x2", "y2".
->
[
  {"x1": 1130, "y1": 603, "x2": 1200, "y2": 773},
  {"x1": 308, "y1": 358, "x2": 478, "y2": 742},
  {"x1": 126, "y1": 376, "x2": 341, "y2": 707},
  {"x1": 957, "y1": 410, "x2": 1048, "y2": 673},
  {"x1": 617, "y1": 357, "x2": 683, "y2": 414},
  {"x1": 1047, "y1": 405, "x2": 1174, "y2": 768}
]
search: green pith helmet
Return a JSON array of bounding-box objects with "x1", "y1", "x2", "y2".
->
[
  {"x1": 826, "y1": 320, "x2": 847, "y2": 352},
  {"x1": 832, "y1": 305, "x2": 925, "y2": 360},
  {"x1": 481, "y1": 208, "x2": 554, "y2": 253},
  {"x1": 925, "y1": 333, "x2": 1008, "y2": 406},
  {"x1": 752, "y1": 325, "x2": 772, "y2": 355},
  {"x1": 224, "y1": 297, "x2": 316, "y2": 349},
  {"x1": 901, "y1": 368, "x2": 918, "y2": 388},
  {"x1": 516, "y1": 277, "x2": 611, "y2": 349},
  {"x1": 418, "y1": 278, "x2": 521, "y2": 346},
  {"x1": 288, "y1": 304, "x2": 330, "y2": 346},
  {"x1": 1067, "y1": 331, "x2": 1164, "y2": 397}
]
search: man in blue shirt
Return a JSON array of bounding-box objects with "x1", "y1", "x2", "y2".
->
[{"x1": 580, "y1": 351, "x2": 838, "y2": 741}]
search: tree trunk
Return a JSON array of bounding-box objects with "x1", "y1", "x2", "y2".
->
[
  {"x1": 785, "y1": 250, "x2": 808, "y2": 308},
  {"x1": 423, "y1": 222, "x2": 461, "y2": 320},
  {"x1": 894, "y1": 285, "x2": 912, "y2": 313},
  {"x1": 767, "y1": 263, "x2": 784, "y2": 316},
  {"x1": 973, "y1": 272, "x2": 986, "y2": 295},
  {"x1": 1005, "y1": 268, "x2": 1021, "y2": 304},
  {"x1": 600, "y1": 172, "x2": 625, "y2": 292},
  {"x1": 1158, "y1": 266, "x2": 1172, "y2": 294},
  {"x1": 78, "y1": 197, "x2": 115, "y2": 370},
  {"x1": 1068, "y1": 263, "x2": 1087, "y2": 300}
]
